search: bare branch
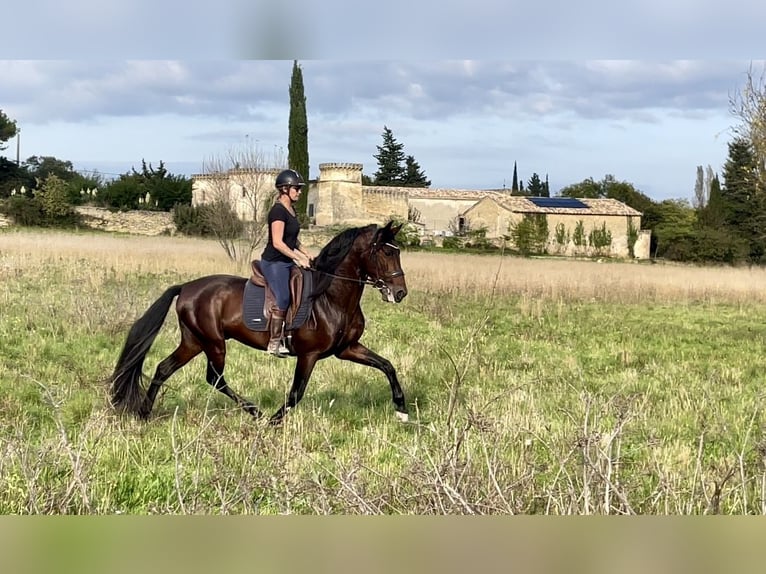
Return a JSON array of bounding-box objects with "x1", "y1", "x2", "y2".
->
[
  {"x1": 729, "y1": 63, "x2": 766, "y2": 188},
  {"x1": 194, "y1": 141, "x2": 287, "y2": 263}
]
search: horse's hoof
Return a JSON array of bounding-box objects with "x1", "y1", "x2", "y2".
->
[
  {"x1": 243, "y1": 404, "x2": 263, "y2": 419},
  {"x1": 395, "y1": 411, "x2": 409, "y2": 423},
  {"x1": 268, "y1": 414, "x2": 284, "y2": 426}
]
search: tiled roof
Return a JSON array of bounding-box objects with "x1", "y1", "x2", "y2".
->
[
  {"x1": 377, "y1": 187, "x2": 504, "y2": 201},
  {"x1": 493, "y1": 196, "x2": 643, "y2": 216},
  {"x1": 366, "y1": 185, "x2": 643, "y2": 216}
]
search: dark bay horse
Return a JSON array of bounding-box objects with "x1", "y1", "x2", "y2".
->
[{"x1": 110, "y1": 221, "x2": 409, "y2": 424}]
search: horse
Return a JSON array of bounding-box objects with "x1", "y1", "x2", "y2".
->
[{"x1": 109, "y1": 220, "x2": 410, "y2": 425}]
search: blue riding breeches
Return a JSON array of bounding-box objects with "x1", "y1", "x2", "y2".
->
[{"x1": 259, "y1": 259, "x2": 293, "y2": 311}]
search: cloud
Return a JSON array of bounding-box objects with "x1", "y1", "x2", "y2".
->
[
  {"x1": 3, "y1": 60, "x2": 756, "y2": 128},
  {"x1": 1, "y1": 59, "x2": 750, "y2": 200}
]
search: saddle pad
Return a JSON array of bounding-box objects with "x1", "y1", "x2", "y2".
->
[
  {"x1": 242, "y1": 281, "x2": 269, "y2": 331},
  {"x1": 242, "y1": 270, "x2": 313, "y2": 332}
]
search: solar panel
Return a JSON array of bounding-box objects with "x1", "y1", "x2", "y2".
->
[{"x1": 527, "y1": 196, "x2": 589, "y2": 209}]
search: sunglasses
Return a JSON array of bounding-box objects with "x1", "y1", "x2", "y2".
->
[{"x1": 289, "y1": 186, "x2": 303, "y2": 192}]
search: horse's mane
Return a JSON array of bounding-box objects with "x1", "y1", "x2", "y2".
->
[{"x1": 310, "y1": 224, "x2": 377, "y2": 299}]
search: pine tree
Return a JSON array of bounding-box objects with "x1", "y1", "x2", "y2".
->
[
  {"x1": 721, "y1": 138, "x2": 757, "y2": 231},
  {"x1": 403, "y1": 155, "x2": 431, "y2": 187},
  {"x1": 721, "y1": 137, "x2": 766, "y2": 261},
  {"x1": 526, "y1": 172, "x2": 545, "y2": 196},
  {"x1": 288, "y1": 60, "x2": 309, "y2": 225},
  {"x1": 372, "y1": 126, "x2": 406, "y2": 185}
]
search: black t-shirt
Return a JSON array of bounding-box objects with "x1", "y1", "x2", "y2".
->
[{"x1": 261, "y1": 202, "x2": 300, "y2": 262}]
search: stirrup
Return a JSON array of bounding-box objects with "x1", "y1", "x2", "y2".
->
[{"x1": 267, "y1": 340, "x2": 290, "y2": 358}]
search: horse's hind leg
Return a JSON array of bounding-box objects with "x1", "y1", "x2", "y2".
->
[
  {"x1": 142, "y1": 327, "x2": 202, "y2": 419},
  {"x1": 204, "y1": 344, "x2": 262, "y2": 418},
  {"x1": 269, "y1": 353, "x2": 319, "y2": 425}
]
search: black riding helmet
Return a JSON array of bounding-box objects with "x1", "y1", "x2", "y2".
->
[{"x1": 275, "y1": 169, "x2": 305, "y2": 190}]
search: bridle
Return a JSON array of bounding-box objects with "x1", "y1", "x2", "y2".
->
[
  {"x1": 366, "y1": 241, "x2": 405, "y2": 292},
  {"x1": 309, "y1": 240, "x2": 405, "y2": 294}
]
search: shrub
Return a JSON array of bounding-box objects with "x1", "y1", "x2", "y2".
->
[
  {"x1": 553, "y1": 222, "x2": 569, "y2": 254},
  {"x1": 572, "y1": 220, "x2": 586, "y2": 249},
  {"x1": 390, "y1": 219, "x2": 421, "y2": 248},
  {"x1": 442, "y1": 235, "x2": 464, "y2": 249},
  {"x1": 1, "y1": 196, "x2": 45, "y2": 226},
  {"x1": 37, "y1": 175, "x2": 77, "y2": 223},
  {"x1": 98, "y1": 176, "x2": 142, "y2": 210},
  {"x1": 588, "y1": 222, "x2": 613, "y2": 255},
  {"x1": 464, "y1": 226, "x2": 492, "y2": 250},
  {"x1": 0, "y1": 175, "x2": 81, "y2": 228},
  {"x1": 173, "y1": 204, "x2": 214, "y2": 237},
  {"x1": 509, "y1": 214, "x2": 548, "y2": 255}
]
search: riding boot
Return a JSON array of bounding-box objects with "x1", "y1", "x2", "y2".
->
[{"x1": 267, "y1": 307, "x2": 290, "y2": 358}]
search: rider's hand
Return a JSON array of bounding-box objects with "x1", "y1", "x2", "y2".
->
[{"x1": 295, "y1": 253, "x2": 311, "y2": 269}]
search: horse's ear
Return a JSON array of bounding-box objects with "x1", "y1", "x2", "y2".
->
[{"x1": 379, "y1": 221, "x2": 402, "y2": 240}]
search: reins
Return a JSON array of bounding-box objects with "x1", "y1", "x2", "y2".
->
[
  {"x1": 308, "y1": 267, "x2": 376, "y2": 286},
  {"x1": 308, "y1": 240, "x2": 405, "y2": 291}
]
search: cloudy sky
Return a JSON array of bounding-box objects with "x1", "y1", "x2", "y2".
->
[{"x1": 3, "y1": 2, "x2": 765, "y2": 201}]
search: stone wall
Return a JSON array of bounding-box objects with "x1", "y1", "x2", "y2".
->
[
  {"x1": 361, "y1": 188, "x2": 409, "y2": 223},
  {"x1": 75, "y1": 206, "x2": 176, "y2": 235}
]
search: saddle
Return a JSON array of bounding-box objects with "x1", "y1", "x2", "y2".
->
[{"x1": 249, "y1": 260, "x2": 307, "y2": 327}]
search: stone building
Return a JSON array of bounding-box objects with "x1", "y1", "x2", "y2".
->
[
  {"x1": 305, "y1": 163, "x2": 650, "y2": 259},
  {"x1": 192, "y1": 167, "x2": 280, "y2": 221},
  {"x1": 192, "y1": 162, "x2": 651, "y2": 259},
  {"x1": 460, "y1": 195, "x2": 650, "y2": 258}
]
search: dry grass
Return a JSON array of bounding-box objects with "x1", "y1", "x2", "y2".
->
[
  {"x1": 3, "y1": 228, "x2": 766, "y2": 515},
  {"x1": 4, "y1": 229, "x2": 766, "y2": 304},
  {"x1": 402, "y1": 250, "x2": 766, "y2": 304}
]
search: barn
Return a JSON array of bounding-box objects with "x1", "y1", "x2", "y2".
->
[{"x1": 458, "y1": 194, "x2": 650, "y2": 258}]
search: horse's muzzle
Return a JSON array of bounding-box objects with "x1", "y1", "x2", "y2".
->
[{"x1": 380, "y1": 285, "x2": 407, "y2": 303}]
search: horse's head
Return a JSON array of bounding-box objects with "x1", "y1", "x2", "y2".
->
[{"x1": 363, "y1": 221, "x2": 408, "y2": 303}]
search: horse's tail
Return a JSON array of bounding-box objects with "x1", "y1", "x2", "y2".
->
[{"x1": 110, "y1": 285, "x2": 183, "y2": 417}]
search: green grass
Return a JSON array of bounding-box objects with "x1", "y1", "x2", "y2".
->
[{"x1": 2, "y1": 232, "x2": 766, "y2": 514}]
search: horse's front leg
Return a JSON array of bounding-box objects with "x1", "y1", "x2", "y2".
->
[
  {"x1": 335, "y1": 342, "x2": 408, "y2": 422},
  {"x1": 269, "y1": 352, "x2": 320, "y2": 425}
]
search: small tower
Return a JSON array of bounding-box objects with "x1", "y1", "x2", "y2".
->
[{"x1": 312, "y1": 163, "x2": 364, "y2": 226}]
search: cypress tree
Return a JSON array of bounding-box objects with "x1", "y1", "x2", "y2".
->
[
  {"x1": 699, "y1": 174, "x2": 725, "y2": 228},
  {"x1": 511, "y1": 161, "x2": 519, "y2": 193},
  {"x1": 288, "y1": 60, "x2": 309, "y2": 225}
]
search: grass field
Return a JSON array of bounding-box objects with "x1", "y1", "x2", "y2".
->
[{"x1": 2, "y1": 228, "x2": 766, "y2": 514}]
